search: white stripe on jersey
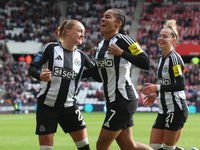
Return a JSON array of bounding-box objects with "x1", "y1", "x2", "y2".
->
[
  {"x1": 44, "y1": 45, "x2": 63, "y2": 107},
  {"x1": 65, "y1": 51, "x2": 82, "y2": 107}
]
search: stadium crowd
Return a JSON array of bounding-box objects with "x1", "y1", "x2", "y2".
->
[
  {"x1": 136, "y1": 0, "x2": 200, "y2": 107},
  {"x1": 137, "y1": 0, "x2": 200, "y2": 60},
  {"x1": 0, "y1": 0, "x2": 61, "y2": 43},
  {"x1": 0, "y1": 0, "x2": 199, "y2": 109}
]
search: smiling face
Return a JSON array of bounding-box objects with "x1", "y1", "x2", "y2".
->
[
  {"x1": 157, "y1": 28, "x2": 176, "y2": 53},
  {"x1": 100, "y1": 9, "x2": 122, "y2": 40},
  {"x1": 67, "y1": 22, "x2": 85, "y2": 45}
]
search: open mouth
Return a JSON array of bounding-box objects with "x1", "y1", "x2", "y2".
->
[
  {"x1": 158, "y1": 41, "x2": 164, "y2": 44},
  {"x1": 101, "y1": 23, "x2": 106, "y2": 29}
]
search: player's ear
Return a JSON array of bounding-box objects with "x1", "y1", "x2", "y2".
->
[
  {"x1": 66, "y1": 29, "x2": 70, "y2": 35},
  {"x1": 115, "y1": 21, "x2": 122, "y2": 29}
]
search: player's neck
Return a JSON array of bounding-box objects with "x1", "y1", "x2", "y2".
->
[
  {"x1": 61, "y1": 41, "x2": 75, "y2": 51},
  {"x1": 104, "y1": 31, "x2": 118, "y2": 41}
]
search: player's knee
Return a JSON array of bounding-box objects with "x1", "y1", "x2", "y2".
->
[
  {"x1": 150, "y1": 143, "x2": 163, "y2": 150},
  {"x1": 96, "y1": 138, "x2": 104, "y2": 150},
  {"x1": 75, "y1": 137, "x2": 90, "y2": 150},
  {"x1": 40, "y1": 145, "x2": 53, "y2": 150},
  {"x1": 163, "y1": 143, "x2": 175, "y2": 150}
]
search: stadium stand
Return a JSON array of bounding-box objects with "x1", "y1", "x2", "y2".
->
[
  {"x1": 137, "y1": 0, "x2": 200, "y2": 108},
  {"x1": 0, "y1": 0, "x2": 199, "y2": 112}
]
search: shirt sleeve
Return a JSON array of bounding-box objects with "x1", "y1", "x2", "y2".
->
[
  {"x1": 28, "y1": 65, "x2": 41, "y2": 80},
  {"x1": 82, "y1": 63, "x2": 102, "y2": 82},
  {"x1": 160, "y1": 56, "x2": 185, "y2": 92},
  {"x1": 80, "y1": 50, "x2": 102, "y2": 82},
  {"x1": 117, "y1": 37, "x2": 150, "y2": 70},
  {"x1": 28, "y1": 43, "x2": 50, "y2": 80},
  {"x1": 30, "y1": 44, "x2": 50, "y2": 69},
  {"x1": 81, "y1": 50, "x2": 95, "y2": 69}
]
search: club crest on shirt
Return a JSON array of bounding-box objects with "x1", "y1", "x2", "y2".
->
[
  {"x1": 163, "y1": 65, "x2": 168, "y2": 73},
  {"x1": 74, "y1": 58, "x2": 81, "y2": 66}
]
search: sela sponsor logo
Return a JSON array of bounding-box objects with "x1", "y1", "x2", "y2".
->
[
  {"x1": 53, "y1": 66, "x2": 77, "y2": 80},
  {"x1": 158, "y1": 78, "x2": 170, "y2": 85},
  {"x1": 96, "y1": 58, "x2": 113, "y2": 68}
]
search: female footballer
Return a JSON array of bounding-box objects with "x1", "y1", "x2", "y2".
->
[
  {"x1": 142, "y1": 19, "x2": 188, "y2": 150},
  {"x1": 28, "y1": 20, "x2": 93, "y2": 150}
]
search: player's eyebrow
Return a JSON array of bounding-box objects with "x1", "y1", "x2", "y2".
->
[{"x1": 103, "y1": 14, "x2": 112, "y2": 18}]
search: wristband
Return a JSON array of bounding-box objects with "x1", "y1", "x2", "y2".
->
[{"x1": 156, "y1": 84, "x2": 161, "y2": 91}]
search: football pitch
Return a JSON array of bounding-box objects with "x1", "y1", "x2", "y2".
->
[{"x1": 0, "y1": 112, "x2": 199, "y2": 150}]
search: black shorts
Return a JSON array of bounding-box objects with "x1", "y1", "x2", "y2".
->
[
  {"x1": 36, "y1": 103, "x2": 86, "y2": 135},
  {"x1": 103, "y1": 98, "x2": 139, "y2": 131},
  {"x1": 153, "y1": 110, "x2": 188, "y2": 131}
]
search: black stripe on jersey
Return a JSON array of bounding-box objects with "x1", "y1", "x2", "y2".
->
[
  {"x1": 55, "y1": 50, "x2": 72, "y2": 107},
  {"x1": 168, "y1": 58, "x2": 174, "y2": 83},
  {"x1": 97, "y1": 41, "x2": 109, "y2": 101},
  {"x1": 74, "y1": 66, "x2": 83, "y2": 99},
  {"x1": 114, "y1": 55, "x2": 120, "y2": 99},
  {"x1": 102, "y1": 68, "x2": 109, "y2": 101}
]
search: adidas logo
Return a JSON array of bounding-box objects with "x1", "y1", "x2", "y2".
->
[{"x1": 55, "y1": 55, "x2": 62, "y2": 60}]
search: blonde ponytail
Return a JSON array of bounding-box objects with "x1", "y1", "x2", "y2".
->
[{"x1": 163, "y1": 19, "x2": 179, "y2": 43}]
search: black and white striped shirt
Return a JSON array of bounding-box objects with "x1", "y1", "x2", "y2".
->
[
  {"x1": 157, "y1": 50, "x2": 188, "y2": 114},
  {"x1": 29, "y1": 42, "x2": 94, "y2": 108},
  {"x1": 95, "y1": 33, "x2": 150, "y2": 103}
]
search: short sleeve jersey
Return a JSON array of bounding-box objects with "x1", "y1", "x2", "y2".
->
[{"x1": 30, "y1": 42, "x2": 94, "y2": 108}]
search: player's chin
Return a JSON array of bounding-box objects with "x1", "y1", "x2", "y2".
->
[{"x1": 77, "y1": 40, "x2": 83, "y2": 45}]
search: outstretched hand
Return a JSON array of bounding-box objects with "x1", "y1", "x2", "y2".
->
[
  {"x1": 143, "y1": 92, "x2": 157, "y2": 107},
  {"x1": 142, "y1": 83, "x2": 157, "y2": 95}
]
